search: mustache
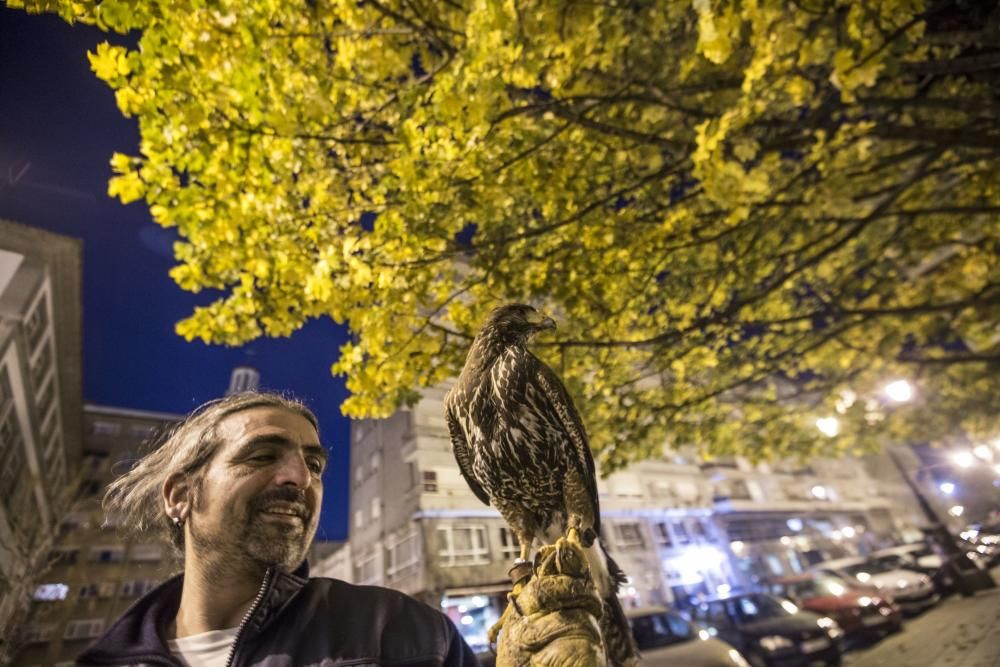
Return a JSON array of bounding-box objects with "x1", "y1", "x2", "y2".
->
[{"x1": 249, "y1": 487, "x2": 310, "y2": 519}]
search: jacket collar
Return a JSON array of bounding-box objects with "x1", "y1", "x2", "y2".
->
[{"x1": 77, "y1": 561, "x2": 310, "y2": 666}]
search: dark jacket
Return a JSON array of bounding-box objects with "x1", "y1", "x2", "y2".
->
[{"x1": 77, "y1": 562, "x2": 479, "y2": 666}]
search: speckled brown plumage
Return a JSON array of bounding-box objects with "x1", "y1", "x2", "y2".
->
[{"x1": 445, "y1": 304, "x2": 639, "y2": 667}]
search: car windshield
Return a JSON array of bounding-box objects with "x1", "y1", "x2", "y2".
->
[
  {"x1": 729, "y1": 594, "x2": 798, "y2": 624},
  {"x1": 842, "y1": 558, "x2": 899, "y2": 576},
  {"x1": 786, "y1": 576, "x2": 848, "y2": 599},
  {"x1": 630, "y1": 612, "x2": 695, "y2": 650}
]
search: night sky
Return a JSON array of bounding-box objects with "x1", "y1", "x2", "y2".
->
[{"x1": 0, "y1": 9, "x2": 352, "y2": 541}]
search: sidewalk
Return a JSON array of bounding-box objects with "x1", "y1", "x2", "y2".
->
[{"x1": 846, "y1": 571, "x2": 1000, "y2": 667}]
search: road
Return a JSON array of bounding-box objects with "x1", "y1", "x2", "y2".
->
[{"x1": 845, "y1": 572, "x2": 1000, "y2": 667}]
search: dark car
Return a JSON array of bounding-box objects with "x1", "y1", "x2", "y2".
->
[
  {"x1": 768, "y1": 574, "x2": 902, "y2": 638},
  {"x1": 691, "y1": 593, "x2": 843, "y2": 667}
]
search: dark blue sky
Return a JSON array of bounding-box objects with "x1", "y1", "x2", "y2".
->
[{"x1": 0, "y1": 9, "x2": 352, "y2": 541}]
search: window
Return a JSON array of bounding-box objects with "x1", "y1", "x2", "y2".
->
[
  {"x1": 499, "y1": 527, "x2": 522, "y2": 559},
  {"x1": 354, "y1": 466, "x2": 363, "y2": 485},
  {"x1": 25, "y1": 292, "x2": 49, "y2": 348},
  {"x1": 437, "y1": 524, "x2": 489, "y2": 566},
  {"x1": 31, "y1": 340, "x2": 53, "y2": 387},
  {"x1": 64, "y1": 619, "x2": 105, "y2": 640},
  {"x1": 78, "y1": 584, "x2": 99, "y2": 599},
  {"x1": 90, "y1": 546, "x2": 125, "y2": 563},
  {"x1": 354, "y1": 509, "x2": 363, "y2": 529},
  {"x1": 371, "y1": 497, "x2": 381, "y2": 520},
  {"x1": 129, "y1": 544, "x2": 163, "y2": 562},
  {"x1": 354, "y1": 552, "x2": 379, "y2": 585},
  {"x1": 672, "y1": 521, "x2": 691, "y2": 545},
  {"x1": 33, "y1": 583, "x2": 69, "y2": 601},
  {"x1": 370, "y1": 451, "x2": 381, "y2": 474},
  {"x1": 387, "y1": 530, "x2": 420, "y2": 576},
  {"x1": 653, "y1": 522, "x2": 673, "y2": 547},
  {"x1": 49, "y1": 548, "x2": 79, "y2": 566},
  {"x1": 120, "y1": 579, "x2": 157, "y2": 597},
  {"x1": 129, "y1": 423, "x2": 158, "y2": 440},
  {"x1": 23, "y1": 624, "x2": 55, "y2": 644},
  {"x1": 90, "y1": 420, "x2": 122, "y2": 436},
  {"x1": 422, "y1": 470, "x2": 438, "y2": 493},
  {"x1": 613, "y1": 522, "x2": 645, "y2": 550},
  {"x1": 98, "y1": 582, "x2": 117, "y2": 598}
]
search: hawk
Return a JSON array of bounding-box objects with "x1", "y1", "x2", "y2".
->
[{"x1": 445, "y1": 304, "x2": 639, "y2": 666}]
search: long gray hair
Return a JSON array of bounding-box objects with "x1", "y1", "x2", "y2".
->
[{"x1": 103, "y1": 391, "x2": 319, "y2": 554}]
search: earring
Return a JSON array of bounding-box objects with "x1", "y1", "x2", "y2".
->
[{"x1": 172, "y1": 516, "x2": 182, "y2": 527}]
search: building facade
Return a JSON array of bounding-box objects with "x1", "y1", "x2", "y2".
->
[
  {"x1": 14, "y1": 404, "x2": 182, "y2": 667},
  {"x1": 326, "y1": 384, "x2": 928, "y2": 652},
  {"x1": 0, "y1": 220, "x2": 83, "y2": 652}
]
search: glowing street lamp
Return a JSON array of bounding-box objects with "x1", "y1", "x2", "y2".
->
[
  {"x1": 939, "y1": 481, "x2": 956, "y2": 495},
  {"x1": 816, "y1": 417, "x2": 840, "y2": 438},
  {"x1": 883, "y1": 380, "x2": 914, "y2": 403},
  {"x1": 948, "y1": 505, "x2": 964, "y2": 517},
  {"x1": 952, "y1": 451, "x2": 975, "y2": 468}
]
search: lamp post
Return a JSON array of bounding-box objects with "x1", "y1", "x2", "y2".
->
[{"x1": 885, "y1": 445, "x2": 996, "y2": 595}]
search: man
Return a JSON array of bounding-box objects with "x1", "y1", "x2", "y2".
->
[{"x1": 78, "y1": 392, "x2": 478, "y2": 666}]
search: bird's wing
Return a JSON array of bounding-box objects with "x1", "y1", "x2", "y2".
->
[
  {"x1": 529, "y1": 354, "x2": 601, "y2": 534},
  {"x1": 444, "y1": 390, "x2": 491, "y2": 506}
]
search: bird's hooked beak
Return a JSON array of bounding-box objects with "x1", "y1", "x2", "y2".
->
[{"x1": 528, "y1": 312, "x2": 557, "y2": 331}]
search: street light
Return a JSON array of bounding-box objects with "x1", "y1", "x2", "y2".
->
[
  {"x1": 816, "y1": 417, "x2": 840, "y2": 438},
  {"x1": 952, "y1": 451, "x2": 975, "y2": 468},
  {"x1": 948, "y1": 505, "x2": 964, "y2": 517},
  {"x1": 884, "y1": 379, "x2": 914, "y2": 403},
  {"x1": 939, "y1": 481, "x2": 956, "y2": 495}
]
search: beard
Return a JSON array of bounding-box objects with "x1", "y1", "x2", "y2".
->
[{"x1": 189, "y1": 486, "x2": 317, "y2": 578}]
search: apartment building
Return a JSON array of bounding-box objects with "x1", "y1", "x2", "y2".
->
[
  {"x1": 0, "y1": 220, "x2": 83, "y2": 650},
  {"x1": 329, "y1": 384, "x2": 927, "y2": 652},
  {"x1": 14, "y1": 404, "x2": 181, "y2": 666}
]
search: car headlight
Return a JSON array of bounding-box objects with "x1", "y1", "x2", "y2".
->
[
  {"x1": 759, "y1": 635, "x2": 794, "y2": 651},
  {"x1": 818, "y1": 616, "x2": 844, "y2": 639},
  {"x1": 729, "y1": 649, "x2": 752, "y2": 667}
]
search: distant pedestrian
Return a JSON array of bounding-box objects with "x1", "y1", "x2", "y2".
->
[{"x1": 77, "y1": 392, "x2": 477, "y2": 666}]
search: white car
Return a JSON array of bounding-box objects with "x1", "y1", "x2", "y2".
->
[
  {"x1": 815, "y1": 556, "x2": 939, "y2": 614},
  {"x1": 626, "y1": 606, "x2": 752, "y2": 667}
]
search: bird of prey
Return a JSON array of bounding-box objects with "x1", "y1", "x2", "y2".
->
[{"x1": 444, "y1": 304, "x2": 639, "y2": 666}]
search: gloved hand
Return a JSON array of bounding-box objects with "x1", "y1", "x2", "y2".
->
[{"x1": 495, "y1": 538, "x2": 606, "y2": 667}]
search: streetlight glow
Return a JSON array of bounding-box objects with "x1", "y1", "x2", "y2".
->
[
  {"x1": 948, "y1": 505, "x2": 964, "y2": 517},
  {"x1": 884, "y1": 379, "x2": 914, "y2": 403},
  {"x1": 973, "y1": 445, "x2": 993, "y2": 462},
  {"x1": 816, "y1": 417, "x2": 840, "y2": 438},
  {"x1": 811, "y1": 484, "x2": 829, "y2": 500},
  {"x1": 939, "y1": 481, "x2": 956, "y2": 495},
  {"x1": 952, "y1": 451, "x2": 975, "y2": 468}
]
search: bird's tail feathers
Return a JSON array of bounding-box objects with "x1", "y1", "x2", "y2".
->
[{"x1": 584, "y1": 538, "x2": 640, "y2": 667}]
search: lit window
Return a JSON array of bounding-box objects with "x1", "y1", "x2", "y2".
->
[
  {"x1": 614, "y1": 522, "x2": 645, "y2": 550},
  {"x1": 371, "y1": 497, "x2": 381, "y2": 520},
  {"x1": 354, "y1": 509, "x2": 363, "y2": 529},
  {"x1": 33, "y1": 583, "x2": 69, "y2": 601},
  {"x1": 370, "y1": 451, "x2": 381, "y2": 474}
]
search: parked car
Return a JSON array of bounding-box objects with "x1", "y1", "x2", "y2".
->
[
  {"x1": 690, "y1": 593, "x2": 843, "y2": 667},
  {"x1": 814, "y1": 556, "x2": 939, "y2": 615},
  {"x1": 869, "y1": 543, "x2": 958, "y2": 595},
  {"x1": 626, "y1": 606, "x2": 752, "y2": 666},
  {"x1": 767, "y1": 574, "x2": 902, "y2": 638}
]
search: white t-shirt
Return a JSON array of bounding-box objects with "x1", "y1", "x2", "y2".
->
[{"x1": 167, "y1": 627, "x2": 239, "y2": 667}]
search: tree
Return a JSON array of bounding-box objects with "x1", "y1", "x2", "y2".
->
[{"x1": 11, "y1": 0, "x2": 1000, "y2": 469}]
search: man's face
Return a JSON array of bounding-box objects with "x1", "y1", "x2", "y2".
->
[{"x1": 187, "y1": 406, "x2": 326, "y2": 574}]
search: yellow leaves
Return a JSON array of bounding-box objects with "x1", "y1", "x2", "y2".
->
[
  {"x1": 88, "y1": 41, "x2": 129, "y2": 82},
  {"x1": 694, "y1": 0, "x2": 740, "y2": 65},
  {"x1": 107, "y1": 171, "x2": 144, "y2": 204}
]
